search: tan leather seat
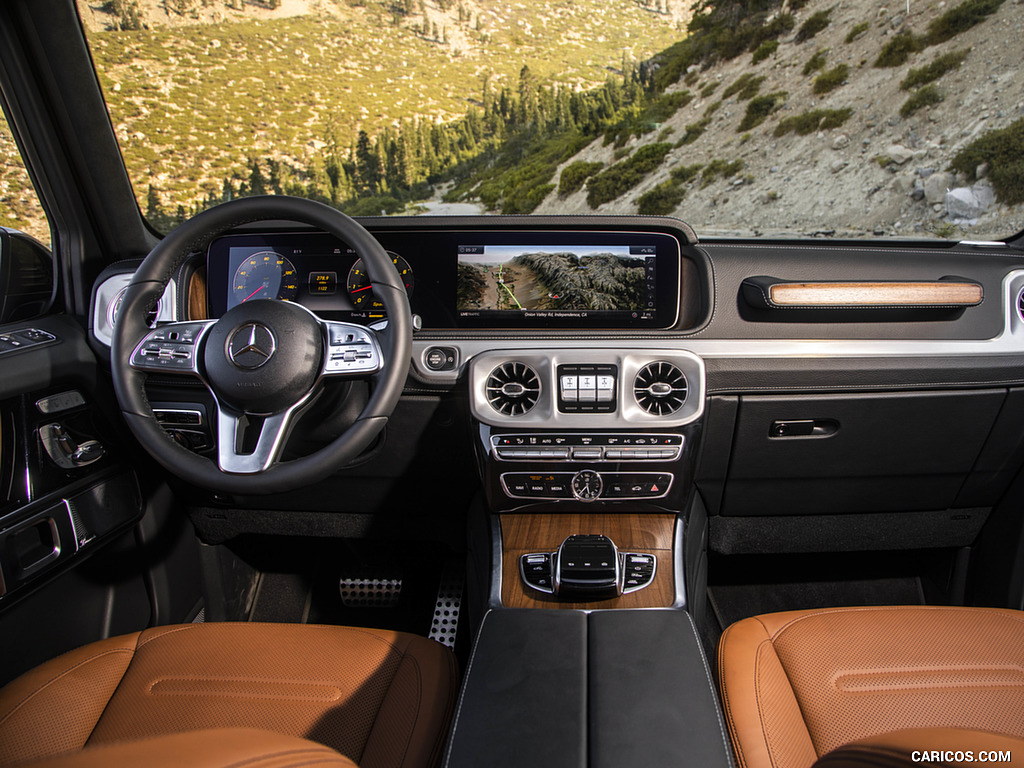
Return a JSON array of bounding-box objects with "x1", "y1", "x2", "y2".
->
[
  {"x1": 0, "y1": 622, "x2": 457, "y2": 768},
  {"x1": 813, "y1": 729, "x2": 1024, "y2": 768},
  {"x1": 717, "y1": 606, "x2": 1024, "y2": 768},
  {"x1": 12, "y1": 729, "x2": 358, "y2": 768}
]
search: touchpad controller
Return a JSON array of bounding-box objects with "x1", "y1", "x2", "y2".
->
[{"x1": 519, "y1": 534, "x2": 656, "y2": 598}]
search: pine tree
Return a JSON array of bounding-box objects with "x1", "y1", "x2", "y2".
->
[
  {"x1": 248, "y1": 159, "x2": 266, "y2": 196},
  {"x1": 354, "y1": 130, "x2": 381, "y2": 194}
]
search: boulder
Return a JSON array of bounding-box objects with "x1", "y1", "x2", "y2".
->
[
  {"x1": 887, "y1": 144, "x2": 914, "y2": 165},
  {"x1": 946, "y1": 185, "x2": 994, "y2": 221},
  {"x1": 924, "y1": 172, "x2": 953, "y2": 204}
]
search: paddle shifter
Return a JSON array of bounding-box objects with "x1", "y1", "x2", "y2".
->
[{"x1": 519, "y1": 534, "x2": 656, "y2": 598}]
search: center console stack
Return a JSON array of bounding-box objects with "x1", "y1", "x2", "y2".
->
[{"x1": 469, "y1": 348, "x2": 705, "y2": 514}]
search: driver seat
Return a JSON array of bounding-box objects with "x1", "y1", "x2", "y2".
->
[{"x1": 0, "y1": 622, "x2": 457, "y2": 768}]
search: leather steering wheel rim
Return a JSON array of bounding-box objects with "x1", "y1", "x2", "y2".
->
[{"x1": 110, "y1": 195, "x2": 412, "y2": 495}]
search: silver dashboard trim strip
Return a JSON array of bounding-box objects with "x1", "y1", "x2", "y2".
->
[{"x1": 412, "y1": 270, "x2": 1024, "y2": 384}]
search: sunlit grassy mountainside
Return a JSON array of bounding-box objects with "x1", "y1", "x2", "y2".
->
[
  {"x1": 72, "y1": 0, "x2": 690, "y2": 225},
  {"x1": 0, "y1": 120, "x2": 49, "y2": 242}
]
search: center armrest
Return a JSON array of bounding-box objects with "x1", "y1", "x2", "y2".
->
[{"x1": 444, "y1": 608, "x2": 733, "y2": 768}]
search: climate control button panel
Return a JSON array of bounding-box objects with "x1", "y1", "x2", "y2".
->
[{"x1": 492, "y1": 433, "x2": 682, "y2": 462}]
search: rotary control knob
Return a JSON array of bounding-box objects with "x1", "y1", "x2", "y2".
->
[{"x1": 571, "y1": 470, "x2": 603, "y2": 502}]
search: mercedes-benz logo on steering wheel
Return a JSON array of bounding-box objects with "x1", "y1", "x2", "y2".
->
[{"x1": 227, "y1": 323, "x2": 276, "y2": 369}]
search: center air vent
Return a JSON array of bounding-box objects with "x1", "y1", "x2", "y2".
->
[
  {"x1": 486, "y1": 362, "x2": 541, "y2": 416},
  {"x1": 634, "y1": 361, "x2": 688, "y2": 416},
  {"x1": 1018, "y1": 287, "x2": 1024, "y2": 324}
]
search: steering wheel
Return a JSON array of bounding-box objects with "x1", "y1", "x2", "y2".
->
[{"x1": 110, "y1": 196, "x2": 412, "y2": 494}]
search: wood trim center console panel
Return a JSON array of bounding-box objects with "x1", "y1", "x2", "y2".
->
[{"x1": 500, "y1": 513, "x2": 676, "y2": 609}]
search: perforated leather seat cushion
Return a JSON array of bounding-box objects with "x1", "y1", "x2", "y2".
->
[
  {"x1": 717, "y1": 606, "x2": 1024, "y2": 768},
  {"x1": 0, "y1": 622, "x2": 457, "y2": 768}
]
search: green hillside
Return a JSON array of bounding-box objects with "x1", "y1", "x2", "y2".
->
[{"x1": 77, "y1": 0, "x2": 690, "y2": 225}]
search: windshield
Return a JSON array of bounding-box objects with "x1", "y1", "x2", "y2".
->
[{"x1": 69, "y1": 0, "x2": 1024, "y2": 240}]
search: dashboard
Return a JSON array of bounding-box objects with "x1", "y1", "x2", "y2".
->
[{"x1": 86, "y1": 216, "x2": 1024, "y2": 523}]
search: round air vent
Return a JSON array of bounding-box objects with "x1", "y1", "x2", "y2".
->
[
  {"x1": 1018, "y1": 286, "x2": 1024, "y2": 323},
  {"x1": 634, "y1": 361, "x2": 688, "y2": 416},
  {"x1": 486, "y1": 362, "x2": 541, "y2": 416},
  {"x1": 108, "y1": 287, "x2": 160, "y2": 329}
]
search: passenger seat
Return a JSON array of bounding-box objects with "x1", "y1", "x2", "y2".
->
[{"x1": 717, "y1": 606, "x2": 1024, "y2": 768}]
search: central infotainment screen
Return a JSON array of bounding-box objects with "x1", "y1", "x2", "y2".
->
[{"x1": 456, "y1": 244, "x2": 657, "y2": 322}]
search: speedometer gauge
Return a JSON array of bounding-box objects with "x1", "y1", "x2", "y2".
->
[
  {"x1": 232, "y1": 252, "x2": 299, "y2": 305},
  {"x1": 346, "y1": 252, "x2": 415, "y2": 309}
]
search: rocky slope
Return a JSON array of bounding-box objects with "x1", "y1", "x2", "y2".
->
[{"x1": 535, "y1": 0, "x2": 1024, "y2": 240}]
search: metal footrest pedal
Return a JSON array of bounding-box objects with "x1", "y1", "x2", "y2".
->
[
  {"x1": 429, "y1": 563, "x2": 464, "y2": 649},
  {"x1": 338, "y1": 576, "x2": 403, "y2": 608}
]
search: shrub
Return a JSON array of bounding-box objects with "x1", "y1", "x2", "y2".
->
[
  {"x1": 558, "y1": 161, "x2": 603, "y2": 197},
  {"x1": 737, "y1": 91, "x2": 787, "y2": 131},
  {"x1": 813, "y1": 64, "x2": 849, "y2": 94},
  {"x1": 899, "y1": 84, "x2": 944, "y2": 117},
  {"x1": 586, "y1": 143, "x2": 673, "y2": 208},
  {"x1": 605, "y1": 91, "x2": 694, "y2": 147},
  {"x1": 701, "y1": 158, "x2": 744, "y2": 187},
  {"x1": 926, "y1": 0, "x2": 1005, "y2": 44},
  {"x1": 874, "y1": 31, "x2": 926, "y2": 67},
  {"x1": 700, "y1": 81, "x2": 719, "y2": 98},
  {"x1": 950, "y1": 117, "x2": 1024, "y2": 204},
  {"x1": 900, "y1": 49, "x2": 969, "y2": 90},
  {"x1": 845, "y1": 21, "x2": 869, "y2": 44},
  {"x1": 795, "y1": 10, "x2": 831, "y2": 43},
  {"x1": 723, "y1": 73, "x2": 765, "y2": 100},
  {"x1": 637, "y1": 180, "x2": 686, "y2": 215},
  {"x1": 774, "y1": 107, "x2": 853, "y2": 136},
  {"x1": 670, "y1": 163, "x2": 704, "y2": 184},
  {"x1": 677, "y1": 117, "x2": 711, "y2": 146},
  {"x1": 802, "y1": 49, "x2": 828, "y2": 75},
  {"x1": 752, "y1": 39, "x2": 779, "y2": 64}
]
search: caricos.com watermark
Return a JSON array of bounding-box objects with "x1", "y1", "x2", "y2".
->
[{"x1": 911, "y1": 750, "x2": 1013, "y2": 763}]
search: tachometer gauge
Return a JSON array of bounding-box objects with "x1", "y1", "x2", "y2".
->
[
  {"x1": 346, "y1": 252, "x2": 415, "y2": 309},
  {"x1": 232, "y1": 252, "x2": 299, "y2": 305}
]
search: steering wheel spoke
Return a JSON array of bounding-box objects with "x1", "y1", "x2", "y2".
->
[
  {"x1": 321, "y1": 320, "x2": 384, "y2": 378},
  {"x1": 214, "y1": 403, "x2": 303, "y2": 474},
  {"x1": 129, "y1": 320, "x2": 215, "y2": 376}
]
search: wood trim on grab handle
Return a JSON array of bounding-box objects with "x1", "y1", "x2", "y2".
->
[{"x1": 768, "y1": 281, "x2": 983, "y2": 307}]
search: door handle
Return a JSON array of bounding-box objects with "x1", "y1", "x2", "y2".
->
[{"x1": 39, "y1": 423, "x2": 105, "y2": 468}]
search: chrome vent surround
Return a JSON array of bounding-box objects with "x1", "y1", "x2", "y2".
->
[
  {"x1": 486, "y1": 362, "x2": 541, "y2": 416},
  {"x1": 633, "y1": 361, "x2": 688, "y2": 416}
]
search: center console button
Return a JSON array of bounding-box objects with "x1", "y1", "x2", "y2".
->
[{"x1": 571, "y1": 448, "x2": 602, "y2": 461}]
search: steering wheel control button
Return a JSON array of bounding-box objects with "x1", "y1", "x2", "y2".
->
[
  {"x1": 324, "y1": 322, "x2": 382, "y2": 375},
  {"x1": 424, "y1": 346, "x2": 458, "y2": 371}
]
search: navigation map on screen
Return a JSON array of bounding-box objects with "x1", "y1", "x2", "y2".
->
[{"x1": 456, "y1": 245, "x2": 655, "y2": 315}]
